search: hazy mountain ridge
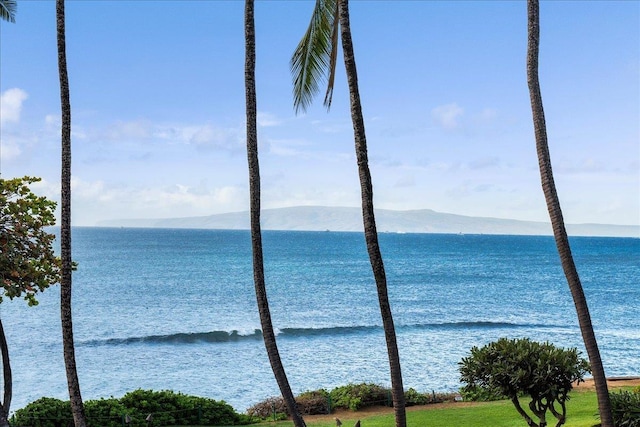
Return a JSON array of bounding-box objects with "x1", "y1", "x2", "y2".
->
[{"x1": 96, "y1": 206, "x2": 639, "y2": 238}]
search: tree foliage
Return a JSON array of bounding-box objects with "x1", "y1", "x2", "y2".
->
[
  {"x1": 0, "y1": 176, "x2": 61, "y2": 307},
  {"x1": 459, "y1": 337, "x2": 590, "y2": 427},
  {"x1": 0, "y1": 0, "x2": 16, "y2": 23},
  {"x1": 290, "y1": 0, "x2": 337, "y2": 113}
]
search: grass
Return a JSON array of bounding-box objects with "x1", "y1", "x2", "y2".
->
[
  {"x1": 173, "y1": 386, "x2": 640, "y2": 427},
  {"x1": 187, "y1": 389, "x2": 607, "y2": 427}
]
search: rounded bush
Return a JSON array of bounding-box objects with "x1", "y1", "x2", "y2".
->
[
  {"x1": 610, "y1": 390, "x2": 640, "y2": 427},
  {"x1": 12, "y1": 397, "x2": 73, "y2": 427},
  {"x1": 297, "y1": 390, "x2": 330, "y2": 415},
  {"x1": 329, "y1": 383, "x2": 391, "y2": 411}
]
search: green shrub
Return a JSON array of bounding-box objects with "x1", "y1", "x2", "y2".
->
[
  {"x1": 13, "y1": 389, "x2": 254, "y2": 426},
  {"x1": 404, "y1": 388, "x2": 430, "y2": 406},
  {"x1": 183, "y1": 395, "x2": 254, "y2": 425},
  {"x1": 458, "y1": 384, "x2": 506, "y2": 402},
  {"x1": 119, "y1": 389, "x2": 180, "y2": 426},
  {"x1": 297, "y1": 390, "x2": 330, "y2": 415},
  {"x1": 85, "y1": 397, "x2": 128, "y2": 427},
  {"x1": 246, "y1": 396, "x2": 287, "y2": 420},
  {"x1": 247, "y1": 390, "x2": 330, "y2": 419},
  {"x1": 12, "y1": 397, "x2": 73, "y2": 427},
  {"x1": 404, "y1": 388, "x2": 458, "y2": 406},
  {"x1": 329, "y1": 383, "x2": 391, "y2": 411},
  {"x1": 610, "y1": 390, "x2": 640, "y2": 427}
]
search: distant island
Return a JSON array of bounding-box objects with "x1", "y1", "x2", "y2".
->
[{"x1": 96, "y1": 206, "x2": 639, "y2": 238}]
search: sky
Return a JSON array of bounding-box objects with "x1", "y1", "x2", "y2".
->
[{"x1": 1, "y1": 1, "x2": 638, "y2": 227}]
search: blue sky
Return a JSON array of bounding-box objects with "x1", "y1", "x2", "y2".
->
[{"x1": 1, "y1": 1, "x2": 638, "y2": 226}]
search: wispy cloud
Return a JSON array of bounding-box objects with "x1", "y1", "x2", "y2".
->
[
  {"x1": 310, "y1": 119, "x2": 350, "y2": 134},
  {"x1": 0, "y1": 140, "x2": 21, "y2": 161},
  {"x1": 468, "y1": 157, "x2": 501, "y2": 170},
  {"x1": 257, "y1": 112, "x2": 282, "y2": 127},
  {"x1": 473, "y1": 108, "x2": 498, "y2": 124},
  {"x1": 1, "y1": 88, "x2": 28, "y2": 125},
  {"x1": 267, "y1": 138, "x2": 310, "y2": 157},
  {"x1": 556, "y1": 158, "x2": 607, "y2": 174},
  {"x1": 394, "y1": 174, "x2": 416, "y2": 188},
  {"x1": 431, "y1": 102, "x2": 464, "y2": 130},
  {"x1": 40, "y1": 177, "x2": 250, "y2": 225},
  {"x1": 100, "y1": 120, "x2": 245, "y2": 152}
]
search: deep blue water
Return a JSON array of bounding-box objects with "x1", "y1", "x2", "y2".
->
[{"x1": 1, "y1": 228, "x2": 638, "y2": 414}]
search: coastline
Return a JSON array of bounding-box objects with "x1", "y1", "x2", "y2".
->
[{"x1": 574, "y1": 376, "x2": 640, "y2": 390}]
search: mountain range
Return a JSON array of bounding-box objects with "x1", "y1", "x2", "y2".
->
[{"x1": 96, "y1": 206, "x2": 639, "y2": 238}]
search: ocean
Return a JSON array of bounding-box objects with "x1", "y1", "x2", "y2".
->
[{"x1": 1, "y1": 228, "x2": 638, "y2": 414}]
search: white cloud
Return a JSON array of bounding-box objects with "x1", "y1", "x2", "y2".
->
[
  {"x1": 257, "y1": 112, "x2": 282, "y2": 127},
  {"x1": 0, "y1": 88, "x2": 28, "y2": 125},
  {"x1": 99, "y1": 120, "x2": 245, "y2": 152},
  {"x1": 45, "y1": 114, "x2": 60, "y2": 127},
  {"x1": 431, "y1": 102, "x2": 464, "y2": 130},
  {"x1": 61, "y1": 177, "x2": 249, "y2": 225},
  {"x1": 310, "y1": 119, "x2": 350, "y2": 134},
  {"x1": 267, "y1": 138, "x2": 310, "y2": 157},
  {"x1": 177, "y1": 124, "x2": 243, "y2": 150},
  {"x1": 105, "y1": 120, "x2": 152, "y2": 141},
  {"x1": 556, "y1": 157, "x2": 606, "y2": 174},
  {"x1": 0, "y1": 141, "x2": 22, "y2": 161}
]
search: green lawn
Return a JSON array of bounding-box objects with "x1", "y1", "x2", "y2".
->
[{"x1": 201, "y1": 389, "x2": 604, "y2": 427}]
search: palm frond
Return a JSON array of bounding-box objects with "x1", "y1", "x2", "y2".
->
[
  {"x1": 290, "y1": 0, "x2": 338, "y2": 114},
  {"x1": 323, "y1": 0, "x2": 340, "y2": 109},
  {"x1": 0, "y1": 0, "x2": 17, "y2": 23}
]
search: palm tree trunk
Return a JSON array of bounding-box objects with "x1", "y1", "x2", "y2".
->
[
  {"x1": 526, "y1": 2, "x2": 612, "y2": 426},
  {"x1": 0, "y1": 318, "x2": 12, "y2": 427},
  {"x1": 56, "y1": 1, "x2": 87, "y2": 426},
  {"x1": 338, "y1": 1, "x2": 406, "y2": 426},
  {"x1": 244, "y1": 2, "x2": 306, "y2": 426}
]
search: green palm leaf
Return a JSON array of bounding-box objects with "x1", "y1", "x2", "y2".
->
[
  {"x1": 290, "y1": 0, "x2": 338, "y2": 113},
  {"x1": 0, "y1": 0, "x2": 17, "y2": 23}
]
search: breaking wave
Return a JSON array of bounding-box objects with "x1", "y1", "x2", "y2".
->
[{"x1": 82, "y1": 321, "x2": 563, "y2": 347}]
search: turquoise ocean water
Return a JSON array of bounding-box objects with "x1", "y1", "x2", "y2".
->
[{"x1": 1, "y1": 228, "x2": 638, "y2": 413}]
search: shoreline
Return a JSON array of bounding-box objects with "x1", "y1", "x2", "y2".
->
[{"x1": 574, "y1": 376, "x2": 640, "y2": 390}]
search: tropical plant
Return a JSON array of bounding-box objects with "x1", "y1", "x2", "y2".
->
[
  {"x1": 0, "y1": 176, "x2": 61, "y2": 427},
  {"x1": 525, "y1": 1, "x2": 613, "y2": 426},
  {"x1": 56, "y1": 1, "x2": 87, "y2": 426},
  {"x1": 12, "y1": 390, "x2": 254, "y2": 427},
  {"x1": 0, "y1": 0, "x2": 16, "y2": 23},
  {"x1": 459, "y1": 337, "x2": 591, "y2": 427},
  {"x1": 330, "y1": 383, "x2": 390, "y2": 411},
  {"x1": 245, "y1": 1, "x2": 306, "y2": 426},
  {"x1": 291, "y1": 1, "x2": 406, "y2": 425},
  {"x1": 609, "y1": 389, "x2": 640, "y2": 427}
]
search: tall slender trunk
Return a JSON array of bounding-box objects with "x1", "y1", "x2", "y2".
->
[
  {"x1": 338, "y1": 1, "x2": 406, "y2": 426},
  {"x1": 56, "y1": 1, "x2": 87, "y2": 426},
  {"x1": 526, "y1": 2, "x2": 612, "y2": 426},
  {"x1": 244, "y1": 2, "x2": 306, "y2": 426},
  {"x1": 0, "y1": 318, "x2": 12, "y2": 427}
]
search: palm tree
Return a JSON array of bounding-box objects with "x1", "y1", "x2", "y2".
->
[
  {"x1": 245, "y1": 1, "x2": 306, "y2": 426},
  {"x1": 0, "y1": 320, "x2": 11, "y2": 427},
  {"x1": 0, "y1": 8, "x2": 17, "y2": 424},
  {"x1": 526, "y1": 1, "x2": 613, "y2": 426},
  {"x1": 56, "y1": 1, "x2": 87, "y2": 426},
  {"x1": 291, "y1": 1, "x2": 406, "y2": 426},
  {"x1": 0, "y1": 0, "x2": 16, "y2": 23}
]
